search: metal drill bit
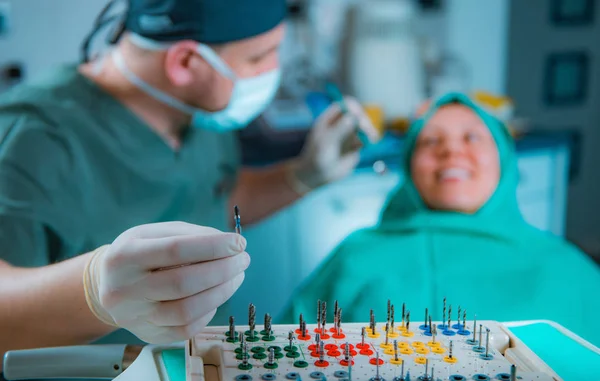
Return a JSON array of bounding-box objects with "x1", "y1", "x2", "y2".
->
[
  {"x1": 234, "y1": 205, "x2": 242, "y2": 234},
  {"x1": 424, "y1": 358, "x2": 428, "y2": 380},
  {"x1": 442, "y1": 298, "x2": 446, "y2": 327},
  {"x1": 479, "y1": 324, "x2": 483, "y2": 347},
  {"x1": 264, "y1": 313, "x2": 269, "y2": 334},
  {"x1": 344, "y1": 341, "x2": 350, "y2": 361},
  {"x1": 242, "y1": 343, "x2": 249, "y2": 366},
  {"x1": 401, "y1": 362, "x2": 405, "y2": 379},
  {"x1": 485, "y1": 328, "x2": 490, "y2": 357},
  {"x1": 268, "y1": 315, "x2": 273, "y2": 334},
  {"x1": 240, "y1": 331, "x2": 245, "y2": 348},
  {"x1": 249, "y1": 304, "x2": 256, "y2": 339},
  {"x1": 370, "y1": 311, "x2": 376, "y2": 333},
  {"x1": 315, "y1": 333, "x2": 321, "y2": 349},
  {"x1": 391, "y1": 305, "x2": 395, "y2": 330},
  {"x1": 319, "y1": 341, "x2": 325, "y2": 362},
  {"x1": 463, "y1": 310, "x2": 467, "y2": 329},
  {"x1": 457, "y1": 306, "x2": 461, "y2": 327},
  {"x1": 449, "y1": 341, "x2": 453, "y2": 359},
  {"x1": 402, "y1": 303, "x2": 406, "y2": 326},
  {"x1": 510, "y1": 365, "x2": 516, "y2": 381},
  {"x1": 229, "y1": 316, "x2": 235, "y2": 340},
  {"x1": 385, "y1": 322, "x2": 390, "y2": 345},
  {"x1": 299, "y1": 313, "x2": 304, "y2": 333},
  {"x1": 334, "y1": 300, "x2": 339, "y2": 328},
  {"x1": 448, "y1": 305, "x2": 452, "y2": 328},
  {"x1": 317, "y1": 300, "x2": 322, "y2": 332},
  {"x1": 430, "y1": 366, "x2": 434, "y2": 381},
  {"x1": 288, "y1": 331, "x2": 294, "y2": 349},
  {"x1": 337, "y1": 308, "x2": 343, "y2": 336},
  {"x1": 394, "y1": 340, "x2": 399, "y2": 361},
  {"x1": 406, "y1": 311, "x2": 410, "y2": 331},
  {"x1": 268, "y1": 347, "x2": 275, "y2": 366},
  {"x1": 432, "y1": 324, "x2": 437, "y2": 343},
  {"x1": 424, "y1": 308, "x2": 428, "y2": 328},
  {"x1": 471, "y1": 315, "x2": 478, "y2": 343},
  {"x1": 428, "y1": 316, "x2": 432, "y2": 332},
  {"x1": 301, "y1": 321, "x2": 307, "y2": 337},
  {"x1": 387, "y1": 300, "x2": 391, "y2": 325},
  {"x1": 361, "y1": 327, "x2": 366, "y2": 347}
]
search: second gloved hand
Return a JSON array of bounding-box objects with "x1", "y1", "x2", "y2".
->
[
  {"x1": 83, "y1": 222, "x2": 249, "y2": 344},
  {"x1": 287, "y1": 97, "x2": 379, "y2": 192}
]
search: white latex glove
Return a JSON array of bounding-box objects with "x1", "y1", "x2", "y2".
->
[
  {"x1": 287, "y1": 97, "x2": 379, "y2": 193},
  {"x1": 83, "y1": 222, "x2": 249, "y2": 344}
]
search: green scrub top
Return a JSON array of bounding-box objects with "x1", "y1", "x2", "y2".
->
[
  {"x1": 0, "y1": 66, "x2": 241, "y2": 344},
  {"x1": 278, "y1": 93, "x2": 600, "y2": 348}
]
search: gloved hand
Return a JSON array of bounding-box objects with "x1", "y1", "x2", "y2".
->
[
  {"x1": 286, "y1": 97, "x2": 379, "y2": 193},
  {"x1": 83, "y1": 221, "x2": 249, "y2": 344}
]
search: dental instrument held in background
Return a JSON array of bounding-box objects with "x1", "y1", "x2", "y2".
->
[{"x1": 324, "y1": 82, "x2": 387, "y2": 175}]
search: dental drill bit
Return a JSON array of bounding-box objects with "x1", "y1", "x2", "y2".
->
[
  {"x1": 449, "y1": 341, "x2": 454, "y2": 359},
  {"x1": 387, "y1": 300, "x2": 391, "y2": 327},
  {"x1": 448, "y1": 305, "x2": 452, "y2": 329},
  {"x1": 299, "y1": 313, "x2": 304, "y2": 334},
  {"x1": 228, "y1": 316, "x2": 236, "y2": 341},
  {"x1": 473, "y1": 324, "x2": 485, "y2": 352},
  {"x1": 374, "y1": 351, "x2": 382, "y2": 381},
  {"x1": 442, "y1": 298, "x2": 447, "y2": 329},
  {"x1": 406, "y1": 311, "x2": 411, "y2": 332},
  {"x1": 334, "y1": 300, "x2": 339, "y2": 330},
  {"x1": 463, "y1": 310, "x2": 467, "y2": 329},
  {"x1": 263, "y1": 313, "x2": 270, "y2": 334},
  {"x1": 319, "y1": 341, "x2": 325, "y2": 363},
  {"x1": 391, "y1": 305, "x2": 396, "y2": 330},
  {"x1": 317, "y1": 300, "x2": 322, "y2": 333},
  {"x1": 402, "y1": 303, "x2": 406, "y2": 327},
  {"x1": 424, "y1": 359, "x2": 428, "y2": 381},
  {"x1": 361, "y1": 327, "x2": 366, "y2": 348},
  {"x1": 268, "y1": 347, "x2": 275, "y2": 365},
  {"x1": 385, "y1": 322, "x2": 390, "y2": 346},
  {"x1": 234, "y1": 205, "x2": 242, "y2": 235},
  {"x1": 428, "y1": 316, "x2": 433, "y2": 333},
  {"x1": 467, "y1": 315, "x2": 478, "y2": 345},
  {"x1": 337, "y1": 308, "x2": 343, "y2": 336},
  {"x1": 249, "y1": 304, "x2": 256, "y2": 340},
  {"x1": 455, "y1": 306, "x2": 461, "y2": 329},
  {"x1": 480, "y1": 327, "x2": 493, "y2": 360},
  {"x1": 394, "y1": 340, "x2": 399, "y2": 362},
  {"x1": 510, "y1": 365, "x2": 517, "y2": 381},
  {"x1": 288, "y1": 331, "x2": 295, "y2": 351}
]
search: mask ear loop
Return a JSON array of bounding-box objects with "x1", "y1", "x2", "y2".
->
[
  {"x1": 80, "y1": 0, "x2": 127, "y2": 63},
  {"x1": 196, "y1": 44, "x2": 237, "y2": 82}
]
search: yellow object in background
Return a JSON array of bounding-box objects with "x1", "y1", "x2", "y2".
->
[{"x1": 363, "y1": 104, "x2": 385, "y2": 137}]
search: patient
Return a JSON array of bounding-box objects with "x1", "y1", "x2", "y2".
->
[{"x1": 279, "y1": 92, "x2": 600, "y2": 347}]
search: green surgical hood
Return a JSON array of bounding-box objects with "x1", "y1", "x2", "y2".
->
[{"x1": 279, "y1": 93, "x2": 600, "y2": 348}]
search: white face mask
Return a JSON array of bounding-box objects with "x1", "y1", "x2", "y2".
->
[{"x1": 111, "y1": 34, "x2": 281, "y2": 132}]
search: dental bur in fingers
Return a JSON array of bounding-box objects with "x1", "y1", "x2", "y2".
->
[{"x1": 234, "y1": 205, "x2": 242, "y2": 235}]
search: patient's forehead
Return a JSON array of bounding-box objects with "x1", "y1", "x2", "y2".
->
[{"x1": 420, "y1": 104, "x2": 487, "y2": 134}]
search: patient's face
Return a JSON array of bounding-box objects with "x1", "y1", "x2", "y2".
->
[{"x1": 411, "y1": 104, "x2": 500, "y2": 213}]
